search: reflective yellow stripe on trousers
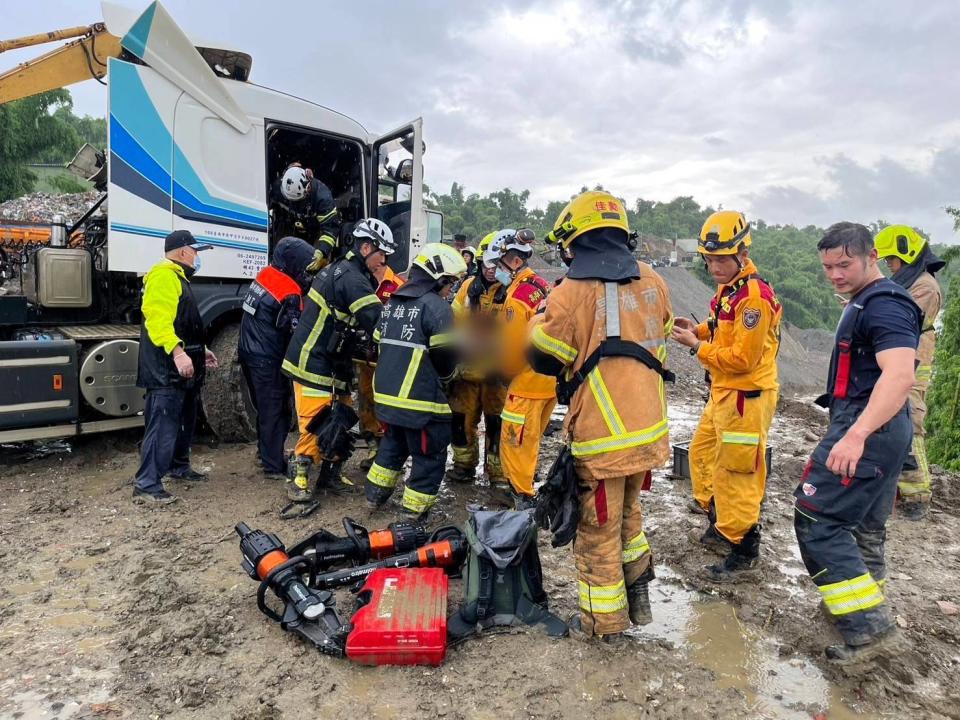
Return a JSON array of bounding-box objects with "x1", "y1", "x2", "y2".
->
[
  {"x1": 402, "y1": 486, "x2": 436, "y2": 513},
  {"x1": 367, "y1": 463, "x2": 401, "y2": 488},
  {"x1": 721, "y1": 431, "x2": 760, "y2": 446},
  {"x1": 622, "y1": 531, "x2": 651, "y2": 564},
  {"x1": 578, "y1": 579, "x2": 628, "y2": 613},
  {"x1": 818, "y1": 572, "x2": 884, "y2": 616}
]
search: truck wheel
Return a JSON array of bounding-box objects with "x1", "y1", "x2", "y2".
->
[{"x1": 202, "y1": 323, "x2": 257, "y2": 442}]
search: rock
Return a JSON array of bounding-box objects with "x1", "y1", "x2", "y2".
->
[
  {"x1": 803, "y1": 430, "x2": 820, "y2": 443},
  {"x1": 936, "y1": 600, "x2": 958, "y2": 616},
  {"x1": 896, "y1": 615, "x2": 910, "y2": 628}
]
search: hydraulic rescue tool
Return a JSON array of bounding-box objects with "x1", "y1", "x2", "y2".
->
[
  {"x1": 235, "y1": 522, "x2": 349, "y2": 656},
  {"x1": 287, "y1": 517, "x2": 428, "y2": 571}
]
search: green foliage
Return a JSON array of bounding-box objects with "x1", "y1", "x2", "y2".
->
[
  {"x1": 631, "y1": 196, "x2": 713, "y2": 239},
  {"x1": 46, "y1": 172, "x2": 89, "y2": 194},
  {"x1": 0, "y1": 90, "x2": 82, "y2": 201},
  {"x1": 926, "y1": 282, "x2": 960, "y2": 469},
  {"x1": 31, "y1": 106, "x2": 107, "y2": 164}
]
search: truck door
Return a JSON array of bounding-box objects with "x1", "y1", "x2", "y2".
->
[{"x1": 371, "y1": 119, "x2": 424, "y2": 273}]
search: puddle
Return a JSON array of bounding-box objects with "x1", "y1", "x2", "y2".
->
[
  {"x1": 631, "y1": 568, "x2": 860, "y2": 719},
  {"x1": 0, "y1": 438, "x2": 72, "y2": 463},
  {"x1": 45, "y1": 611, "x2": 113, "y2": 630}
]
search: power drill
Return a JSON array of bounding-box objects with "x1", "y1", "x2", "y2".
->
[
  {"x1": 235, "y1": 522, "x2": 349, "y2": 656},
  {"x1": 287, "y1": 517, "x2": 428, "y2": 571}
]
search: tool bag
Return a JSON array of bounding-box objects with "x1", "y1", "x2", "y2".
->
[
  {"x1": 306, "y1": 402, "x2": 359, "y2": 461},
  {"x1": 447, "y1": 509, "x2": 568, "y2": 639}
]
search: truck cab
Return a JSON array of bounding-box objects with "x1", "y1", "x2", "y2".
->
[{"x1": 0, "y1": 0, "x2": 438, "y2": 443}]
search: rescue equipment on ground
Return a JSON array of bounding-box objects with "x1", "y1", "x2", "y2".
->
[
  {"x1": 286, "y1": 517, "x2": 428, "y2": 571},
  {"x1": 447, "y1": 508, "x2": 568, "y2": 639},
  {"x1": 346, "y1": 568, "x2": 449, "y2": 666}
]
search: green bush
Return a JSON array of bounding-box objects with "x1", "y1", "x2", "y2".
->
[{"x1": 927, "y1": 280, "x2": 960, "y2": 469}]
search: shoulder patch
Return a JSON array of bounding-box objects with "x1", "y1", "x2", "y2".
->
[
  {"x1": 742, "y1": 308, "x2": 761, "y2": 329},
  {"x1": 513, "y1": 277, "x2": 548, "y2": 308}
]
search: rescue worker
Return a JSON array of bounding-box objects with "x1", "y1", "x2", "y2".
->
[
  {"x1": 447, "y1": 231, "x2": 508, "y2": 486},
  {"x1": 365, "y1": 243, "x2": 466, "y2": 517},
  {"x1": 354, "y1": 264, "x2": 404, "y2": 470},
  {"x1": 531, "y1": 191, "x2": 674, "y2": 640},
  {"x1": 795, "y1": 222, "x2": 920, "y2": 664},
  {"x1": 133, "y1": 230, "x2": 218, "y2": 504},
  {"x1": 270, "y1": 163, "x2": 341, "y2": 267},
  {"x1": 461, "y1": 245, "x2": 479, "y2": 278},
  {"x1": 281, "y1": 219, "x2": 396, "y2": 517},
  {"x1": 486, "y1": 230, "x2": 554, "y2": 507},
  {"x1": 670, "y1": 211, "x2": 783, "y2": 581},
  {"x1": 873, "y1": 225, "x2": 944, "y2": 520},
  {"x1": 238, "y1": 237, "x2": 316, "y2": 480}
]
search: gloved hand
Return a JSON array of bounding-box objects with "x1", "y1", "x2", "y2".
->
[
  {"x1": 306, "y1": 248, "x2": 329, "y2": 274},
  {"x1": 172, "y1": 348, "x2": 194, "y2": 378}
]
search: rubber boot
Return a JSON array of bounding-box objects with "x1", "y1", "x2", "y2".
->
[
  {"x1": 359, "y1": 437, "x2": 379, "y2": 471},
  {"x1": 365, "y1": 481, "x2": 394, "y2": 509},
  {"x1": 447, "y1": 464, "x2": 476, "y2": 484},
  {"x1": 627, "y1": 567, "x2": 655, "y2": 625},
  {"x1": 899, "y1": 500, "x2": 929, "y2": 521},
  {"x1": 567, "y1": 614, "x2": 630, "y2": 647},
  {"x1": 286, "y1": 455, "x2": 313, "y2": 502},
  {"x1": 826, "y1": 626, "x2": 902, "y2": 665},
  {"x1": 698, "y1": 524, "x2": 734, "y2": 554},
  {"x1": 316, "y1": 459, "x2": 350, "y2": 496},
  {"x1": 705, "y1": 524, "x2": 761, "y2": 582}
]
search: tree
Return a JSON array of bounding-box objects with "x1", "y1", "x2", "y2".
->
[
  {"x1": 0, "y1": 90, "x2": 81, "y2": 201},
  {"x1": 926, "y1": 238, "x2": 960, "y2": 469}
]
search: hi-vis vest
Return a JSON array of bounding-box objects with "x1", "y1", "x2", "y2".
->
[{"x1": 372, "y1": 291, "x2": 456, "y2": 428}]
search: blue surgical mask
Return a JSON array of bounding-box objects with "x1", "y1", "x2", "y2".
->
[
  {"x1": 192, "y1": 253, "x2": 202, "y2": 272},
  {"x1": 495, "y1": 268, "x2": 512, "y2": 286}
]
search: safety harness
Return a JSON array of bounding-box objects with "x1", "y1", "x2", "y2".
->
[{"x1": 556, "y1": 282, "x2": 675, "y2": 405}]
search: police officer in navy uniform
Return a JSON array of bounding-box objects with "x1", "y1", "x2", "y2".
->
[
  {"x1": 239, "y1": 236, "x2": 316, "y2": 480},
  {"x1": 133, "y1": 230, "x2": 218, "y2": 504},
  {"x1": 795, "y1": 222, "x2": 921, "y2": 665},
  {"x1": 365, "y1": 243, "x2": 467, "y2": 518}
]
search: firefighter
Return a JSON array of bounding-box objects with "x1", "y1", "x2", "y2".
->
[
  {"x1": 670, "y1": 211, "x2": 783, "y2": 581},
  {"x1": 270, "y1": 163, "x2": 341, "y2": 267},
  {"x1": 447, "y1": 231, "x2": 508, "y2": 486},
  {"x1": 280, "y1": 219, "x2": 396, "y2": 518},
  {"x1": 354, "y1": 264, "x2": 404, "y2": 470},
  {"x1": 531, "y1": 191, "x2": 674, "y2": 640},
  {"x1": 874, "y1": 225, "x2": 944, "y2": 520},
  {"x1": 239, "y1": 236, "x2": 316, "y2": 480},
  {"x1": 484, "y1": 230, "x2": 554, "y2": 507},
  {"x1": 365, "y1": 243, "x2": 466, "y2": 517},
  {"x1": 461, "y1": 245, "x2": 479, "y2": 278},
  {"x1": 795, "y1": 222, "x2": 920, "y2": 664}
]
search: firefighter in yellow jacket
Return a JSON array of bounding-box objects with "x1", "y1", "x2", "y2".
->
[
  {"x1": 482, "y1": 231, "x2": 556, "y2": 508},
  {"x1": 531, "y1": 191, "x2": 674, "y2": 640},
  {"x1": 447, "y1": 231, "x2": 507, "y2": 486},
  {"x1": 874, "y1": 225, "x2": 944, "y2": 520},
  {"x1": 671, "y1": 211, "x2": 782, "y2": 580}
]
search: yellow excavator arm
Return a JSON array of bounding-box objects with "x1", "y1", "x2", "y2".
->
[{"x1": 0, "y1": 23, "x2": 122, "y2": 105}]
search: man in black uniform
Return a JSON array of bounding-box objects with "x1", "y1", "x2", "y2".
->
[
  {"x1": 239, "y1": 236, "x2": 316, "y2": 480},
  {"x1": 365, "y1": 243, "x2": 466, "y2": 518},
  {"x1": 281, "y1": 219, "x2": 397, "y2": 517},
  {"x1": 270, "y1": 163, "x2": 341, "y2": 267},
  {"x1": 795, "y1": 222, "x2": 921, "y2": 664},
  {"x1": 133, "y1": 230, "x2": 217, "y2": 504}
]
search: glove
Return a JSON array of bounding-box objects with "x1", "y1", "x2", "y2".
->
[
  {"x1": 306, "y1": 249, "x2": 330, "y2": 274},
  {"x1": 535, "y1": 445, "x2": 580, "y2": 548},
  {"x1": 173, "y1": 349, "x2": 195, "y2": 378}
]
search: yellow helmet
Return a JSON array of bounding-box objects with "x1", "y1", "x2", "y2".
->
[
  {"x1": 874, "y1": 225, "x2": 926, "y2": 264},
  {"x1": 545, "y1": 190, "x2": 629, "y2": 248},
  {"x1": 698, "y1": 211, "x2": 752, "y2": 256},
  {"x1": 413, "y1": 243, "x2": 468, "y2": 281},
  {"x1": 477, "y1": 231, "x2": 497, "y2": 256}
]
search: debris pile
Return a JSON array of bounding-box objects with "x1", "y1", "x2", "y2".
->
[{"x1": 0, "y1": 191, "x2": 103, "y2": 225}]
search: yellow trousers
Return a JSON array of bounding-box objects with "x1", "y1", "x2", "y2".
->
[
  {"x1": 575, "y1": 472, "x2": 652, "y2": 636},
  {"x1": 689, "y1": 387, "x2": 777, "y2": 544},
  {"x1": 899, "y1": 384, "x2": 931, "y2": 502},
  {"x1": 500, "y1": 394, "x2": 556, "y2": 496},
  {"x1": 292, "y1": 382, "x2": 350, "y2": 464},
  {"x1": 448, "y1": 378, "x2": 506, "y2": 472}
]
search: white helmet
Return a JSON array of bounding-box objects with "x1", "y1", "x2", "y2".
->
[
  {"x1": 280, "y1": 166, "x2": 309, "y2": 201},
  {"x1": 352, "y1": 218, "x2": 396, "y2": 255},
  {"x1": 413, "y1": 243, "x2": 468, "y2": 281},
  {"x1": 500, "y1": 228, "x2": 535, "y2": 258}
]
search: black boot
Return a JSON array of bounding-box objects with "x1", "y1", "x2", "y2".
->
[
  {"x1": 826, "y1": 626, "x2": 902, "y2": 665},
  {"x1": 899, "y1": 500, "x2": 929, "y2": 521},
  {"x1": 698, "y1": 524, "x2": 734, "y2": 554},
  {"x1": 627, "y1": 567, "x2": 655, "y2": 625},
  {"x1": 705, "y1": 525, "x2": 761, "y2": 582}
]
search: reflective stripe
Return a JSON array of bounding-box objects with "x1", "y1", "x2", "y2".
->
[
  {"x1": 281, "y1": 359, "x2": 345, "y2": 390},
  {"x1": 819, "y1": 572, "x2": 885, "y2": 616},
  {"x1": 379, "y1": 337, "x2": 427, "y2": 350},
  {"x1": 722, "y1": 431, "x2": 760, "y2": 446},
  {"x1": 532, "y1": 325, "x2": 576, "y2": 363},
  {"x1": 588, "y1": 368, "x2": 625, "y2": 435},
  {"x1": 367, "y1": 463, "x2": 401, "y2": 488},
  {"x1": 663, "y1": 315, "x2": 675, "y2": 336},
  {"x1": 398, "y1": 348, "x2": 424, "y2": 399},
  {"x1": 402, "y1": 486, "x2": 437, "y2": 513},
  {"x1": 317, "y1": 233, "x2": 337, "y2": 248},
  {"x1": 301, "y1": 386, "x2": 332, "y2": 398},
  {"x1": 915, "y1": 364, "x2": 932, "y2": 382},
  {"x1": 373, "y1": 392, "x2": 451, "y2": 415},
  {"x1": 372, "y1": 328, "x2": 381, "y2": 342},
  {"x1": 578, "y1": 579, "x2": 628, "y2": 614},
  {"x1": 349, "y1": 294, "x2": 381, "y2": 314},
  {"x1": 430, "y1": 332, "x2": 456, "y2": 347},
  {"x1": 501, "y1": 409, "x2": 526, "y2": 425},
  {"x1": 316, "y1": 208, "x2": 338, "y2": 224},
  {"x1": 571, "y1": 418, "x2": 668, "y2": 457},
  {"x1": 605, "y1": 282, "x2": 621, "y2": 337},
  {"x1": 299, "y1": 288, "x2": 332, "y2": 369},
  {"x1": 621, "y1": 531, "x2": 651, "y2": 564}
]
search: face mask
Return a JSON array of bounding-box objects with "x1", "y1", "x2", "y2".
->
[
  {"x1": 192, "y1": 253, "x2": 202, "y2": 273},
  {"x1": 495, "y1": 268, "x2": 512, "y2": 286}
]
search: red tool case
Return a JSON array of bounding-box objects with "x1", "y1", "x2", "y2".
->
[{"x1": 346, "y1": 568, "x2": 448, "y2": 666}]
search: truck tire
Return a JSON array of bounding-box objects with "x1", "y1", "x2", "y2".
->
[{"x1": 202, "y1": 323, "x2": 257, "y2": 442}]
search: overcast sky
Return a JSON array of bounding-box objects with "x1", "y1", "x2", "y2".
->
[{"x1": 5, "y1": 1, "x2": 959, "y2": 242}]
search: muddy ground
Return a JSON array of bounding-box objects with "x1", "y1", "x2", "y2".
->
[{"x1": 2, "y1": 378, "x2": 960, "y2": 720}]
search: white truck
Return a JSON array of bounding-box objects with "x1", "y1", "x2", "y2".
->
[{"x1": 0, "y1": 1, "x2": 441, "y2": 442}]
